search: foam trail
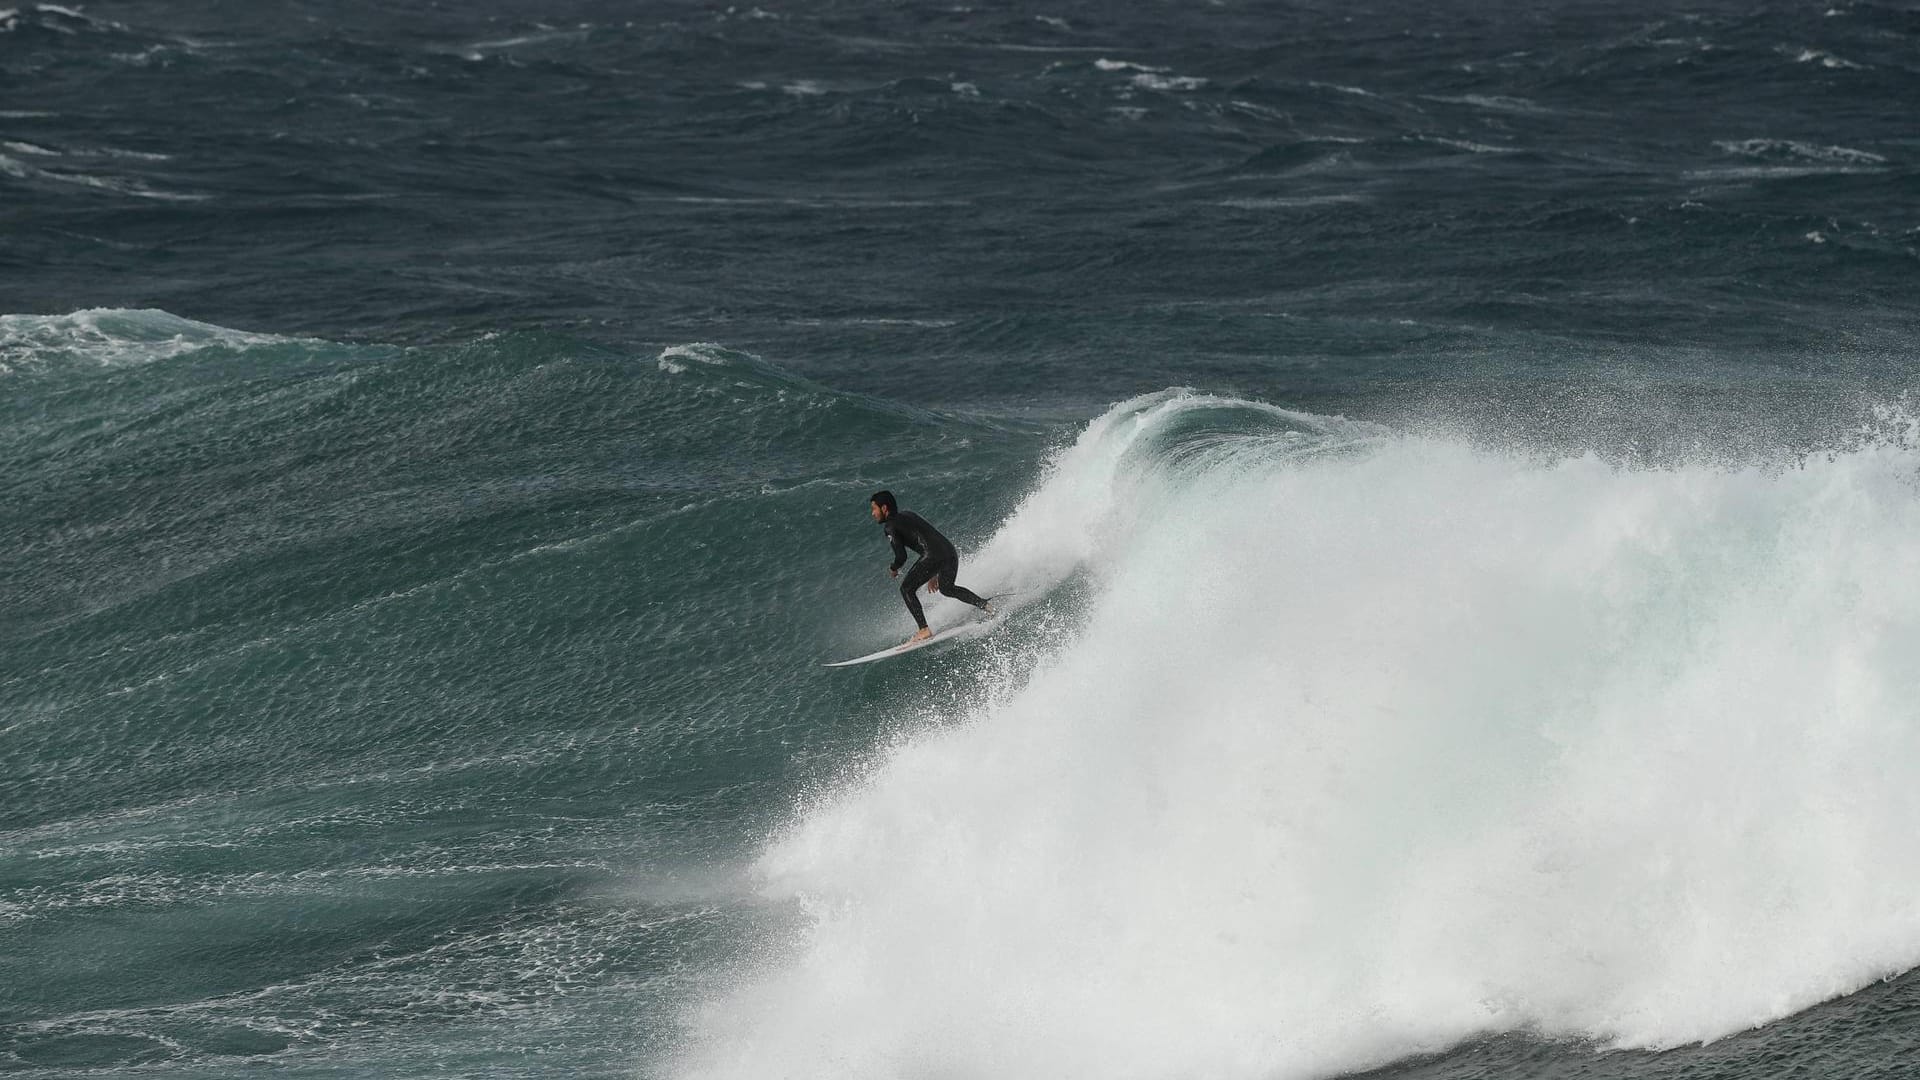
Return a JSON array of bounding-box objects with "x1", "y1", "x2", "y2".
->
[{"x1": 679, "y1": 391, "x2": 1920, "y2": 1080}]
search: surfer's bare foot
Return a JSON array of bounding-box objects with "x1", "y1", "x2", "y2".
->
[{"x1": 909, "y1": 627, "x2": 934, "y2": 643}]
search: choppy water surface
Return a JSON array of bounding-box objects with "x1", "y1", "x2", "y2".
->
[{"x1": 5, "y1": 2, "x2": 1920, "y2": 1077}]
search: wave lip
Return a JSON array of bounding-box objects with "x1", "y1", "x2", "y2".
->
[{"x1": 677, "y1": 392, "x2": 1920, "y2": 1080}]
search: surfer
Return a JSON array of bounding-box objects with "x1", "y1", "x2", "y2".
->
[{"x1": 870, "y1": 490, "x2": 992, "y2": 642}]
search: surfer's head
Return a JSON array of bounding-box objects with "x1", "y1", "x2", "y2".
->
[{"x1": 870, "y1": 490, "x2": 896, "y2": 522}]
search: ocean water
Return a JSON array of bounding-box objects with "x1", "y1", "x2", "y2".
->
[{"x1": 6, "y1": 1, "x2": 1920, "y2": 1077}]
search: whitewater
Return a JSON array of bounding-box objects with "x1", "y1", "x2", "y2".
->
[{"x1": 678, "y1": 390, "x2": 1920, "y2": 1080}]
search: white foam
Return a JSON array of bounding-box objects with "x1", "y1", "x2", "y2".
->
[
  {"x1": 656, "y1": 342, "x2": 732, "y2": 374},
  {"x1": 1420, "y1": 135, "x2": 1515, "y2": 154},
  {"x1": 1095, "y1": 58, "x2": 1168, "y2": 74},
  {"x1": 678, "y1": 391, "x2": 1920, "y2": 1079},
  {"x1": 456, "y1": 26, "x2": 590, "y2": 57},
  {"x1": 1714, "y1": 138, "x2": 1885, "y2": 165},
  {"x1": 93, "y1": 145, "x2": 173, "y2": 161},
  {"x1": 1425, "y1": 93, "x2": 1555, "y2": 115},
  {"x1": 0, "y1": 140, "x2": 201, "y2": 197},
  {"x1": 1132, "y1": 72, "x2": 1207, "y2": 92},
  {"x1": 36, "y1": 168, "x2": 207, "y2": 200},
  {"x1": 784, "y1": 316, "x2": 959, "y2": 329},
  {"x1": 1218, "y1": 194, "x2": 1368, "y2": 210},
  {"x1": 1094, "y1": 60, "x2": 1206, "y2": 97},
  {"x1": 24, "y1": 2, "x2": 119, "y2": 33},
  {"x1": 1685, "y1": 165, "x2": 1871, "y2": 181},
  {"x1": 1309, "y1": 79, "x2": 1378, "y2": 97},
  {"x1": 1783, "y1": 45, "x2": 1866, "y2": 70},
  {"x1": 0, "y1": 309, "x2": 288, "y2": 374}
]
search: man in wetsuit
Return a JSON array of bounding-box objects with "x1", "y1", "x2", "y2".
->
[{"x1": 870, "y1": 489, "x2": 992, "y2": 642}]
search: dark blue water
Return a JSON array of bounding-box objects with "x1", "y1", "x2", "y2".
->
[{"x1": 6, "y1": 2, "x2": 1920, "y2": 1077}]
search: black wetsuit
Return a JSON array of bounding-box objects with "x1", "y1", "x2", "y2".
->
[{"x1": 883, "y1": 509, "x2": 990, "y2": 629}]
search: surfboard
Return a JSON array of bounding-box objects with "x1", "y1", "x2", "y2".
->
[{"x1": 825, "y1": 610, "x2": 1007, "y2": 668}]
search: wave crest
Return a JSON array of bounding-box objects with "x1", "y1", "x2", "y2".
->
[
  {"x1": 679, "y1": 391, "x2": 1920, "y2": 1080},
  {"x1": 0, "y1": 308, "x2": 292, "y2": 374}
]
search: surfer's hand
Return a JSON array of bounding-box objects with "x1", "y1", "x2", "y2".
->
[
  {"x1": 888, "y1": 567, "x2": 898, "y2": 579},
  {"x1": 926, "y1": 578, "x2": 941, "y2": 594}
]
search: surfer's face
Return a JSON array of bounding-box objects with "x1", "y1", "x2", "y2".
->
[{"x1": 870, "y1": 501, "x2": 888, "y2": 522}]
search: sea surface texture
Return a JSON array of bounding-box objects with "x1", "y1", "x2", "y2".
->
[{"x1": 5, "y1": 1, "x2": 1920, "y2": 1077}]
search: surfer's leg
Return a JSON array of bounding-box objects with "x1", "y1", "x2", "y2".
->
[
  {"x1": 936, "y1": 554, "x2": 990, "y2": 610},
  {"x1": 899, "y1": 559, "x2": 935, "y2": 629}
]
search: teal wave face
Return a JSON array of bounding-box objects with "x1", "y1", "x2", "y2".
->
[{"x1": 0, "y1": 312, "x2": 1052, "y2": 1075}]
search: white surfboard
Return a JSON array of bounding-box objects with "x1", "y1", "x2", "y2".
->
[{"x1": 825, "y1": 610, "x2": 1008, "y2": 668}]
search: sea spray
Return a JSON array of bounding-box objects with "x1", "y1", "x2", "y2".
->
[{"x1": 680, "y1": 391, "x2": 1920, "y2": 1080}]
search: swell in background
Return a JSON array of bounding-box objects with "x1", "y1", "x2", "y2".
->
[{"x1": 5, "y1": 0, "x2": 1918, "y2": 413}]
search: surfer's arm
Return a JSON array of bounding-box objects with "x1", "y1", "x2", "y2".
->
[{"x1": 887, "y1": 529, "x2": 908, "y2": 573}]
